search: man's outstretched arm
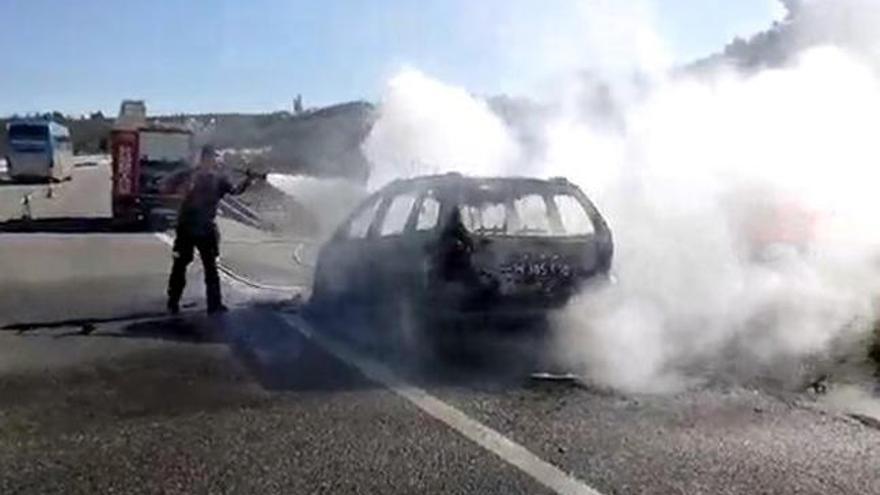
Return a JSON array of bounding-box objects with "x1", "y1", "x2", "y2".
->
[{"x1": 227, "y1": 170, "x2": 259, "y2": 196}]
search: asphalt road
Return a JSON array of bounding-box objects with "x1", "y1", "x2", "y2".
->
[
  {"x1": 0, "y1": 156, "x2": 112, "y2": 222},
  {"x1": 1, "y1": 173, "x2": 879, "y2": 493}
]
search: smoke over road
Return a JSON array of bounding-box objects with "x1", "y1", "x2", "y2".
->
[
  {"x1": 266, "y1": 173, "x2": 366, "y2": 239},
  {"x1": 362, "y1": 0, "x2": 880, "y2": 393}
]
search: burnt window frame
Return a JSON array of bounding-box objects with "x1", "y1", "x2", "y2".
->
[
  {"x1": 412, "y1": 188, "x2": 443, "y2": 233},
  {"x1": 341, "y1": 193, "x2": 384, "y2": 240},
  {"x1": 336, "y1": 178, "x2": 608, "y2": 242},
  {"x1": 377, "y1": 190, "x2": 420, "y2": 237},
  {"x1": 551, "y1": 192, "x2": 596, "y2": 236}
]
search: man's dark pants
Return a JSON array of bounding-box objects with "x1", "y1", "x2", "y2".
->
[{"x1": 167, "y1": 226, "x2": 222, "y2": 311}]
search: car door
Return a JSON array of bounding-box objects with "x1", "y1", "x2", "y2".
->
[
  {"x1": 371, "y1": 185, "x2": 453, "y2": 310},
  {"x1": 405, "y1": 189, "x2": 443, "y2": 300},
  {"x1": 370, "y1": 189, "x2": 421, "y2": 304},
  {"x1": 313, "y1": 193, "x2": 383, "y2": 309}
]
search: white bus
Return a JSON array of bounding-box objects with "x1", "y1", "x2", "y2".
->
[{"x1": 5, "y1": 120, "x2": 74, "y2": 182}]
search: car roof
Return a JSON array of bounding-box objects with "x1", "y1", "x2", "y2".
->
[{"x1": 380, "y1": 173, "x2": 581, "y2": 198}]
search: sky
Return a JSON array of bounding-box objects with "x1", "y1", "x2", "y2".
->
[{"x1": 0, "y1": 0, "x2": 783, "y2": 116}]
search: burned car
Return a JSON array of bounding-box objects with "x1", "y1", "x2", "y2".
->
[{"x1": 310, "y1": 173, "x2": 613, "y2": 346}]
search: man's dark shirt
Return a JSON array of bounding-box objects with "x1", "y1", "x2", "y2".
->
[{"x1": 175, "y1": 169, "x2": 240, "y2": 236}]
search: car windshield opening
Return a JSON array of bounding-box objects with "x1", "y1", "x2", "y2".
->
[{"x1": 8, "y1": 125, "x2": 48, "y2": 141}]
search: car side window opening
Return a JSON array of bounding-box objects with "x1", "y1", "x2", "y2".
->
[
  {"x1": 347, "y1": 197, "x2": 382, "y2": 239},
  {"x1": 512, "y1": 194, "x2": 552, "y2": 235},
  {"x1": 415, "y1": 193, "x2": 441, "y2": 231},
  {"x1": 380, "y1": 193, "x2": 418, "y2": 236},
  {"x1": 554, "y1": 194, "x2": 595, "y2": 235}
]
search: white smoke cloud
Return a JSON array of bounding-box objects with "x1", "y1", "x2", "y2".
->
[
  {"x1": 266, "y1": 174, "x2": 366, "y2": 237},
  {"x1": 553, "y1": 43, "x2": 880, "y2": 392},
  {"x1": 506, "y1": 0, "x2": 670, "y2": 84},
  {"x1": 363, "y1": 69, "x2": 520, "y2": 190},
  {"x1": 361, "y1": 0, "x2": 880, "y2": 393},
  {"x1": 788, "y1": 0, "x2": 880, "y2": 60}
]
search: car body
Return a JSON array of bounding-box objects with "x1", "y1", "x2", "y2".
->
[{"x1": 311, "y1": 173, "x2": 613, "y2": 337}]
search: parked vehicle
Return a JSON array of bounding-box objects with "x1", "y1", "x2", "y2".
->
[
  {"x1": 311, "y1": 173, "x2": 614, "y2": 349},
  {"x1": 110, "y1": 100, "x2": 195, "y2": 229},
  {"x1": 5, "y1": 119, "x2": 73, "y2": 183}
]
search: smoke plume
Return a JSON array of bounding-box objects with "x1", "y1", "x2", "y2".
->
[
  {"x1": 362, "y1": 0, "x2": 880, "y2": 393},
  {"x1": 363, "y1": 69, "x2": 520, "y2": 190}
]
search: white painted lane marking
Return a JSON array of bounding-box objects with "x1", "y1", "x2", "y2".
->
[
  {"x1": 281, "y1": 313, "x2": 603, "y2": 495},
  {"x1": 154, "y1": 231, "x2": 174, "y2": 246},
  {"x1": 158, "y1": 230, "x2": 599, "y2": 493}
]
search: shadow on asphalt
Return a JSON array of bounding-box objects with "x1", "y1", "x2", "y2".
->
[
  {"x1": 304, "y1": 307, "x2": 572, "y2": 391},
  {"x1": 7, "y1": 301, "x2": 585, "y2": 396},
  {"x1": 0, "y1": 207, "x2": 278, "y2": 234},
  {"x1": 0, "y1": 217, "x2": 154, "y2": 233},
  {"x1": 108, "y1": 316, "x2": 220, "y2": 343},
  {"x1": 81, "y1": 305, "x2": 879, "y2": 401},
  {"x1": 110, "y1": 307, "x2": 380, "y2": 393},
  {"x1": 0, "y1": 177, "x2": 59, "y2": 186},
  {"x1": 223, "y1": 307, "x2": 560, "y2": 394}
]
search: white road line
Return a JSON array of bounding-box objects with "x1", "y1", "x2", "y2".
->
[
  {"x1": 154, "y1": 232, "x2": 174, "y2": 246},
  {"x1": 157, "y1": 229, "x2": 600, "y2": 494},
  {"x1": 280, "y1": 313, "x2": 603, "y2": 495}
]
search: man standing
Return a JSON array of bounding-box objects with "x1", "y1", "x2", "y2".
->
[{"x1": 165, "y1": 145, "x2": 254, "y2": 314}]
